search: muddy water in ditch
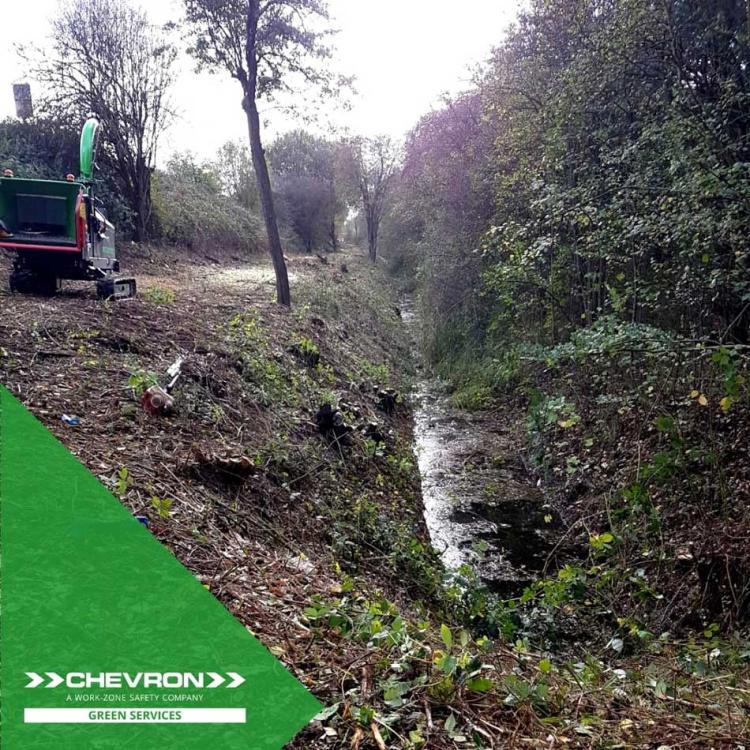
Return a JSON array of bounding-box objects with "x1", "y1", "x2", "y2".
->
[{"x1": 403, "y1": 302, "x2": 560, "y2": 593}]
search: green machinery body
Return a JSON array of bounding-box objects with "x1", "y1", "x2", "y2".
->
[{"x1": 0, "y1": 118, "x2": 135, "y2": 298}]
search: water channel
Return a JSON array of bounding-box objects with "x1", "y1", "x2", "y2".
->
[{"x1": 402, "y1": 300, "x2": 560, "y2": 593}]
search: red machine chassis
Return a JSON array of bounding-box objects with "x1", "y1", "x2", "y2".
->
[{"x1": 0, "y1": 242, "x2": 80, "y2": 253}]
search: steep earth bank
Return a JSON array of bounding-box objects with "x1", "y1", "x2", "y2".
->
[{"x1": 0, "y1": 246, "x2": 747, "y2": 748}]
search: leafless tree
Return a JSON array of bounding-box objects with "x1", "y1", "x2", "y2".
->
[
  {"x1": 344, "y1": 137, "x2": 400, "y2": 262},
  {"x1": 31, "y1": 0, "x2": 176, "y2": 241},
  {"x1": 183, "y1": 0, "x2": 340, "y2": 306}
]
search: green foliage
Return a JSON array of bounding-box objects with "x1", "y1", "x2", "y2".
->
[
  {"x1": 477, "y1": 0, "x2": 750, "y2": 340},
  {"x1": 589, "y1": 532, "x2": 615, "y2": 556},
  {"x1": 240, "y1": 355, "x2": 288, "y2": 406},
  {"x1": 150, "y1": 495, "x2": 174, "y2": 519},
  {"x1": 143, "y1": 286, "x2": 176, "y2": 305},
  {"x1": 360, "y1": 360, "x2": 390, "y2": 383},
  {"x1": 526, "y1": 392, "x2": 580, "y2": 464},
  {"x1": 303, "y1": 589, "x2": 496, "y2": 725},
  {"x1": 114, "y1": 466, "x2": 133, "y2": 497},
  {"x1": 295, "y1": 336, "x2": 318, "y2": 356},
  {"x1": 425, "y1": 319, "x2": 523, "y2": 409},
  {"x1": 527, "y1": 393, "x2": 580, "y2": 433},
  {"x1": 127, "y1": 369, "x2": 158, "y2": 397},
  {"x1": 450, "y1": 382, "x2": 492, "y2": 411},
  {"x1": 214, "y1": 140, "x2": 260, "y2": 210},
  {"x1": 394, "y1": 0, "x2": 750, "y2": 399},
  {"x1": 228, "y1": 312, "x2": 292, "y2": 406},
  {"x1": 502, "y1": 674, "x2": 549, "y2": 709},
  {"x1": 386, "y1": 451, "x2": 413, "y2": 476},
  {"x1": 363, "y1": 439, "x2": 385, "y2": 460},
  {"x1": 294, "y1": 572, "x2": 750, "y2": 746},
  {"x1": 152, "y1": 153, "x2": 262, "y2": 253},
  {"x1": 711, "y1": 346, "x2": 748, "y2": 412},
  {"x1": 291, "y1": 334, "x2": 320, "y2": 367}
]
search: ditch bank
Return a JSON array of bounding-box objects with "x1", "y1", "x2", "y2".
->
[{"x1": 1, "y1": 247, "x2": 748, "y2": 747}]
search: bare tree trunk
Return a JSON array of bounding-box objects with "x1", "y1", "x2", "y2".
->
[
  {"x1": 366, "y1": 208, "x2": 378, "y2": 262},
  {"x1": 329, "y1": 219, "x2": 338, "y2": 252},
  {"x1": 243, "y1": 96, "x2": 291, "y2": 306},
  {"x1": 134, "y1": 198, "x2": 148, "y2": 242},
  {"x1": 133, "y1": 169, "x2": 151, "y2": 242}
]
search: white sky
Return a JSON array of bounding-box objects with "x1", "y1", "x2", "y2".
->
[{"x1": 0, "y1": 0, "x2": 521, "y2": 163}]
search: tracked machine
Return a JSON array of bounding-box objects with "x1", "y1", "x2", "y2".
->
[{"x1": 0, "y1": 118, "x2": 136, "y2": 299}]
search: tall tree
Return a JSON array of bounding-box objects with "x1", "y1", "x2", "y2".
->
[
  {"x1": 183, "y1": 0, "x2": 337, "y2": 306},
  {"x1": 31, "y1": 0, "x2": 176, "y2": 241},
  {"x1": 344, "y1": 137, "x2": 400, "y2": 262},
  {"x1": 395, "y1": 92, "x2": 494, "y2": 332}
]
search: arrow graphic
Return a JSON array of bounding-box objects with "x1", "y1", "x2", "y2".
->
[
  {"x1": 207, "y1": 672, "x2": 225, "y2": 688},
  {"x1": 25, "y1": 672, "x2": 44, "y2": 689},
  {"x1": 226, "y1": 672, "x2": 245, "y2": 689},
  {"x1": 45, "y1": 672, "x2": 64, "y2": 688}
]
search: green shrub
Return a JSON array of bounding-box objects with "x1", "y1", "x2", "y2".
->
[
  {"x1": 152, "y1": 153, "x2": 262, "y2": 254},
  {"x1": 143, "y1": 286, "x2": 176, "y2": 305}
]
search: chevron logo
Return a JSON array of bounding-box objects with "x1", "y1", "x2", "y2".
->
[
  {"x1": 2, "y1": 389, "x2": 321, "y2": 747},
  {"x1": 24, "y1": 672, "x2": 246, "y2": 689}
]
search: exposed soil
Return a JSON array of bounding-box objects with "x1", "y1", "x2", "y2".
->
[
  {"x1": 1, "y1": 246, "x2": 748, "y2": 748},
  {"x1": 0, "y1": 246, "x2": 434, "y2": 745}
]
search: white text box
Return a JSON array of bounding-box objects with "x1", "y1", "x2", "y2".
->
[{"x1": 24, "y1": 708, "x2": 246, "y2": 724}]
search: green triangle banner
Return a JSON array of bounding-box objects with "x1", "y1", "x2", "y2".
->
[{"x1": 0, "y1": 387, "x2": 321, "y2": 748}]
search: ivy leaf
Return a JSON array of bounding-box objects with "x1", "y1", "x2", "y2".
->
[
  {"x1": 440, "y1": 623, "x2": 453, "y2": 651},
  {"x1": 437, "y1": 654, "x2": 457, "y2": 675},
  {"x1": 466, "y1": 677, "x2": 493, "y2": 693},
  {"x1": 313, "y1": 703, "x2": 340, "y2": 722}
]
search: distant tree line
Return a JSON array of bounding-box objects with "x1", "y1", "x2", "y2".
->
[{"x1": 0, "y1": 112, "x2": 363, "y2": 257}]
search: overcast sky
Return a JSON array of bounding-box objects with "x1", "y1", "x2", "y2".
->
[{"x1": 1, "y1": 0, "x2": 521, "y2": 163}]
